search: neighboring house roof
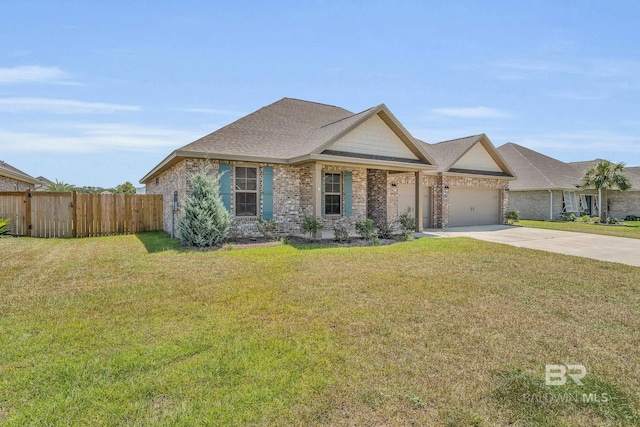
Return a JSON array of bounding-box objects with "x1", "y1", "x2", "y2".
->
[
  {"x1": 0, "y1": 160, "x2": 40, "y2": 185},
  {"x1": 141, "y1": 98, "x2": 438, "y2": 183},
  {"x1": 570, "y1": 159, "x2": 640, "y2": 190},
  {"x1": 36, "y1": 176, "x2": 55, "y2": 186},
  {"x1": 422, "y1": 134, "x2": 515, "y2": 177},
  {"x1": 497, "y1": 144, "x2": 640, "y2": 191},
  {"x1": 496, "y1": 143, "x2": 582, "y2": 190}
]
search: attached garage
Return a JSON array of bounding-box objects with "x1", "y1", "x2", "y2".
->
[{"x1": 448, "y1": 187, "x2": 500, "y2": 227}]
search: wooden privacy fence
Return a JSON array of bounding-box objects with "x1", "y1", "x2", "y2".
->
[{"x1": 0, "y1": 191, "x2": 163, "y2": 238}]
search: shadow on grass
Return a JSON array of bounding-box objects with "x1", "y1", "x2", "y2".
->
[{"x1": 135, "y1": 231, "x2": 181, "y2": 253}]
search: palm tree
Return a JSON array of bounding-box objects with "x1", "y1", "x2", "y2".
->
[
  {"x1": 579, "y1": 160, "x2": 631, "y2": 221},
  {"x1": 46, "y1": 179, "x2": 76, "y2": 192}
]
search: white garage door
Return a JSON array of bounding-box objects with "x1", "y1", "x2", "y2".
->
[{"x1": 448, "y1": 188, "x2": 500, "y2": 227}]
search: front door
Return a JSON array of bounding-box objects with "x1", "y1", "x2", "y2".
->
[{"x1": 584, "y1": 195, "x2": 593, "y2": 216}]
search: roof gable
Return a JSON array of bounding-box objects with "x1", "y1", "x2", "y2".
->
[
  {"x1": 323, "y1": 114, "x2": 420, "y2": 161},
  {"x1": 424, "y1": 134, "x2": 514, "y2": 177},
  {"x1": 452, "y1": 141, "x2": 503, "y2": 173}
]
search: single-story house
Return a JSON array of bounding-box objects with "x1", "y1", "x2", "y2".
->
[
  {"x1": 496, "y1": 143, "x2": 640, "y2": 220},
  {"x1": 141, "y1": 98, "x2": 516, "y2": 237},
  {"x1": 0, "y1": 160, "x2": 39, "y2": 191}
]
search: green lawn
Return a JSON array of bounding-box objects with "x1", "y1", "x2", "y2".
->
[
  {"x1": 519, "y1": 219, "x2": 640, "y2": 239},
  {"x1": 1, "y1": 232, "x2": 640, "y2": 426}
]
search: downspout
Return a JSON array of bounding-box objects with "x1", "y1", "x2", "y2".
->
[{"x1": 549, "y1": 189, "x2": 553, "y2": 221}]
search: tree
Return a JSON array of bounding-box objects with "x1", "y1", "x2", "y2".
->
[
  {"x1": 46, "y1": 179, "x2": 75, "y2": 192},
  {"x1": 115, "y1": 181, "x2": 137, "y2": 194},
  {"x1": 178, "y1": 170, "x2": 230, "y2": 248},
  {"x1": 579, "y1": 160, "x2": 631, "y2": 221}
]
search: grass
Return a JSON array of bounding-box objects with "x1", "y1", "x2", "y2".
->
[
  {"x1": 519, "y1": 219, "x2": 640, "y2": 239},
  {"x1": 1, "y1": 232, "x2": 640, "y2": 426}
]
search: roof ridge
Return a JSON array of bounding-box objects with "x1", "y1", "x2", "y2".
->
[
  {"x1": 281, "y1": 97, "x2": 350, "y2": 111},
  {"x1": 316, "y1": 105, "x2": 378, "y2": 129},
  {"x1": 433, "y1": 134, "x2": 483, "y2": 145}
]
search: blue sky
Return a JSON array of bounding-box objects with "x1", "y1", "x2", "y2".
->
[{"x1": 1, "y1": 1, "x2": 639, "y2": 187}]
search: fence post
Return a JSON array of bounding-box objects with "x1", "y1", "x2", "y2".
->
[{"x1": 25, "y1": 191, "x2": 32, "y2": 237}]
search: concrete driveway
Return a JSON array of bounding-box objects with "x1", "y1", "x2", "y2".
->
[{"x1": 420, "y1": 225, "x2": 640, "y2": 267}]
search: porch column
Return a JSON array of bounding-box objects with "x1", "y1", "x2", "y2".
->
[
  {"x1": 311, "y1": 163, "x2": 323, "y2": 238},
  {"x1": 415, "y1": 171, "x2": 423, "y2": 232}
]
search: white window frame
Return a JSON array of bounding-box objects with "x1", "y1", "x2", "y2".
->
[
  {"x1": 324, "y1": 173, "x2": 341, "y2": 216},
  {"x1": 563, "y1": 191, "x2": 579, "y2": 213},
  {"x1": 234, "y1": 166, "x2": 258, "y2": 217}
]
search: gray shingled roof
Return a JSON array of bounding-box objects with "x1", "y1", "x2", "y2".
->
[
  {"x1": 420, "y1": 135, "x2": 482, "y2": 173},
  {"x1": 496, "y1": 143, "x2": 582, "y2": 190},
  {"x1": 0, "y1": 160, "x2": 39, "y2": 184},
  {"x1": 570, "y1": 159, "x2": 640, "y2": 190},
  {"x1": 180, "y1": 98, "x2": 359, "y2": 159}
]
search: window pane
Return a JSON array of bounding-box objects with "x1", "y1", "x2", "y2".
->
[
  {"x1": 324, "y1": 194, "x2": 341, "y2": 215},
  {"x1": 236, "y1": 192, "x2": 257, "y2": 216},
  {"x1": 246, "y1": 177, "x2": 257, "y2": 191},
  {"x1": 247, "y1": 168, "x2": 257, "y2": 179},
  {"x1": 324, "y1": 173, "x2": 341, "y2": 194}
]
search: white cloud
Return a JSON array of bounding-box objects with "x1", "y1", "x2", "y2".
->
[
  {"x1": 0, "y1": 98, "x2": 140, "y2": 114},
  {"x1": 0, "y1": 65, "x2": 71, "y2": 84},
  {"x1": 0, "y1": 123, "x2": 201, "y2": 153},
  {"x1": 432, "y1": 106, "x2": 511, "y2": 119}
]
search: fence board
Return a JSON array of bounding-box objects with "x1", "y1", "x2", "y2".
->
[{"x1": 0, "y1": 191, "x2": 163, "y2": 238}]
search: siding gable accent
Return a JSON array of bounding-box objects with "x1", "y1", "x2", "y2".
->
[
  {"x1": 344, "y1": 171, "x2": 352, "y2": 216},
  {"x1": 452, "y1": 142, "x2": 503, "y2": 173},
  {"x1": 219, "y1": 163, "x2": 232, "y2": 212},
  {"x1": 327, "y1": 114, "x2": 420, "y2": 161},
  {"x1": 262, "y1": 166, "x2": 274, "y2": 220}
]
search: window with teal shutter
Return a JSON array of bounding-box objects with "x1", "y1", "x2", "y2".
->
[
  {"x1": 262, "y1": 166, "x2": 273, "y2": 219},
  {"x1": 344, "y1": 171, "x2": 352, "y2": 217},
  {"x1": 219, "y1": 163, "x2": 231, "y2": 212}
]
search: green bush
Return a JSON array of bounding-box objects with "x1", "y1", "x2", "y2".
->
[
  {"x1": 624, "y1": 215, "x2": 639, "y2": 221},
  {"x1": 301, "y1": 216, "x2": 323, "y2": 238},
  {"x1": 355, "y1": 219, "x2": 376, "y2": 240},
  {"x1": 376, "y1": 222, "x2": 395, "y2": 239},
  {"x1": 396, "y1": 208, "x2": 416, "y2": 239},
  {"x1": 607, "y1": 217, "x2": 619, "y2": 225},
  {"x1": 560, "y1": 212, "x2": 576, "y2": 222},
  {"x1": 0, "y1": 217, "x2": 11, "y2": 236},
  {"x1": 256, "y1": 219, "x2": 278, "y2": 240},
  {"x1": 178, "y1": 171, "x2": 230, "y2": 248},
  {"x1": 333, "y1": 224, "x2": 350, "y2": 243},
  {"x1": 575, "y1": 214, "x2": 591, "y2": 223},
  {"x1": 506, "y1": 210, "x2": 519, "y2": 225},
  {"x1": 590, "y1": 216, "x2": 601, "y2": 224}
]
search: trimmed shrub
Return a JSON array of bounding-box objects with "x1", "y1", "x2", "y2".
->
[
  {"x1": 606, "y1": 217, "x2": 619, "y2": 224},
  {"x1": 560, "y1": 212, "x2": 576, "y2": 222},
  {"x1": 333, "y1": 224, "x2": 351, "y2": 243},
  {"x1": 301, "y1": 216, "x2": 323, "y2": 238},
  {"x1": 377, "y1": 222, "x2": 395, "y2": 239},
  {"x1": 396, "y1": 208, "x2": 416, "y2": 239},
  {"x1": 178, "y1": 171, "x2": 230, "y2": 248},
  {"x1": 355, "y1": 219, "x2": 376, "y2": 240},
  {"x1": 575, "y1": 214, "x2": 591, "y2": 223},
  {"x1": 506, "y1": 210, "x2": 519, "y2": 225},
  {"x1": 256, "y1": 219, "x2": 278, "y2": 240},
  {"x1": 624, "y1": 215, "x2": 639, "y2": 222},
  {"x1": 590, "y1": 216, "x2": 601, "y2": 224}
]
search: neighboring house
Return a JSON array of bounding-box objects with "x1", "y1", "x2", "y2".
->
[
  {"x1": 141, "y1": 98, "x2": 516, "y2": 237},
  {"x1": 0, "y1": 160, "x2": 39, "y2": 191},
  {"x1": 35, "y1": 176, "x2": 54, "y2": 191},
  {"x1": 497, "y1": 143, "x2": 640, "y2": 220}
]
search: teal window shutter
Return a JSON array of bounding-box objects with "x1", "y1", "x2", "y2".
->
[
  {"x1": 262, "y1": 166, "x2": 273, "y2": 219},
  {"x1": 219, "y1": 163, "x2": 232, "y2": 212},
  {"x1": 344, "y1": 171, "x2": 352, "y2": 217}
]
